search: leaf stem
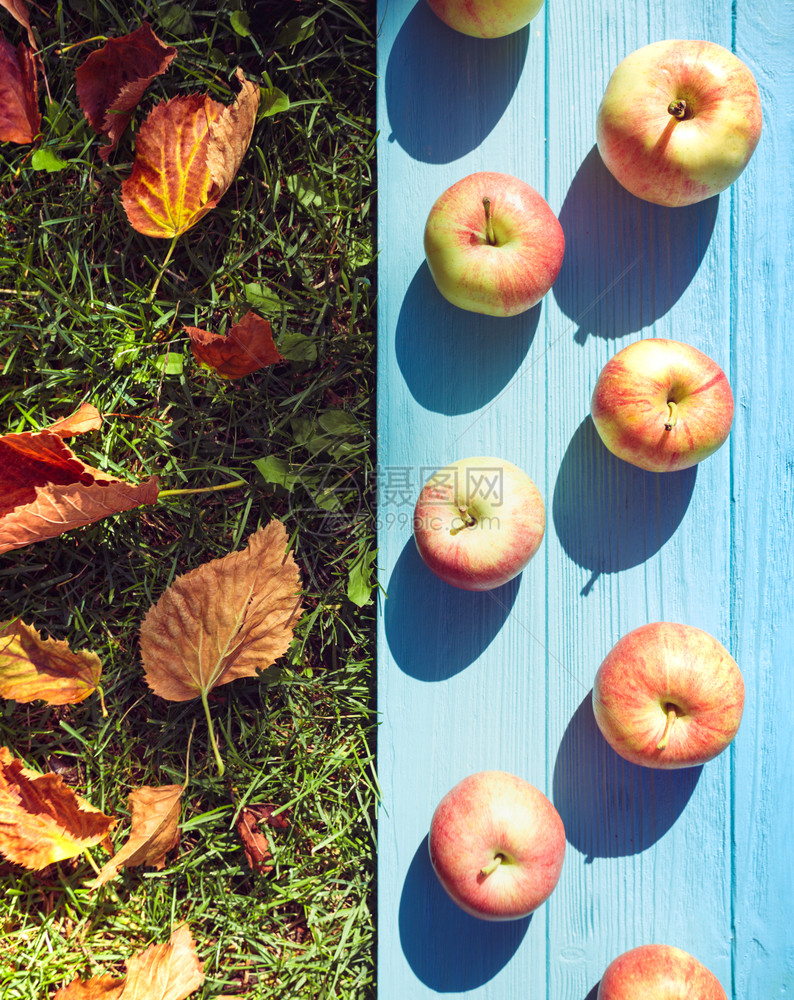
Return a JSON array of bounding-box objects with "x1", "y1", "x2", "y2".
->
[
  {"x1": 157, "y1": 479, "x2": 247, "y2": 498},
  {"x1": 146, "y1": 234, "x2": 180, "y2": 304},
  {"x1": 200, "y1": 688, "x2": 225, "y2": 776}
]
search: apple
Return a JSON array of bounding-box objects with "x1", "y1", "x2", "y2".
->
[
  {"x1": 423, "y1": 171, "x2": 565, "y2": 317},
  {"x1": 428, "y1": 770, "x2": 565, "y2": 921},
  {"x1": 590, "y1": 338, "x2": 734, "y2": 472},
  {"x1": 426, "y1": 0, "x2": 544, "y2": 38},
  {"x1": 598, "y1": 944, "x2": 727, "y2": 999},
  {"x1": 413, "y1": 455, "x2": 545, "y2": 591},
  {"x1": 592, "y1": 622, "x2": 744, "y2": 769},
  {"x1": 596, "y1": 40, "x2": 762, "y2": 207}
]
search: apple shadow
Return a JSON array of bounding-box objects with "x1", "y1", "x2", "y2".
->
[
  {"x1": 584, "y1": 985, "x2": 600, "y2": 1000},
  {"x1": 384, "y1": 1, "x2": 530, "y2": 164},
  {"x1": 385, "y1": 537, "x2": 520, "y2": 681},
  {"x1": 552, "y1": 418, "x2": 697, "y2": 595},
  {"x1": 553, "y1": 693, "x2": 702, "y2": 861},
  {"x1": 396, "y1": 263, "x2": 540, "y2": 415},
  {"x1": 553, "y1": 146, "x2": 719, "y2": 342},
  {"x1": 399, "y1": 835, "x2": 531, "y2": 991}
]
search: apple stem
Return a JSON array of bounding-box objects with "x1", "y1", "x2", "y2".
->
[
  {"x1": 657, "y1": 705, "x2": 678, "y2": 750},
  {"x1": 482, "y1": 197, "x2": 496, "y2": 246},
  {"x1": 664, "y1": 400, "x2": 678, "y2": 431},
  {"x1": 480, "y1": 854, "x2": 504, "y2": 877},
  {"x1": 668, "y1": 98, "x2": 688, "y2": 120}
]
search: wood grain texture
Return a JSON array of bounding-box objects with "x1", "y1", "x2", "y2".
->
[{"x1": 376, "y1": 1, "x2": 794, "y2": 996}]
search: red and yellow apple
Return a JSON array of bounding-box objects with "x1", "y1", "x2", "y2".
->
[
  {"x1": 597, "y1": 39, "x2": 762, "y2": 207},
  {"x1": 423, "y1": 172, "x2": 565, "y2": 317},
  {"x1": 426, "y1": 0, "x2": 544, "y2": 38},
  {"x1": 413, "y1": 456, "x2": 545, "y2": 591},
  {"x1": 429, "y1": 770, "x2": 566, "y2": 921},
  {"x1": 598, "y1": 944, "x2": 727, "y2": 999},
  {"x1": 590, "y1": 338, "x2": 734, "y2": 472},
  {"x1": 592, "y1": 622, "x2": 745, "y2": 769}
]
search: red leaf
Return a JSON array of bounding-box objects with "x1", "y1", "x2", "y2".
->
[
  {"x1": 0, "y1": 32, "x2": 39, "y2": 143},
  {"x1": 186, "y1": 311, "x2": 283, "y2": 379},
  {"x1": 76, "y1": 22, "x2": 177, "y2": 161}
]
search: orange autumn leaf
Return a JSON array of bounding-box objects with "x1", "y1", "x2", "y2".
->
[
  {"x1": 0, "y1": 747, "x2": 116, "y2": 870},
  {"x1": 76, "y1": 22, "x2": 177, "y2": 161},
  {"x1": 121, "y1": 68, "x2": 260, "y2": 238},
  {"x1": 91, "y1": 784, "x2": 182, "y2": 888},
  {"x1": 186, "y1": 311, "x2": 283, "y2": 379},
  {"x1": 0, "y1": 32, "x2": 39, "y2": 143},
  {"x1": 0, "y1": 619, "x2": 102, "y2": 705},
  {"x1": 48, "y1": 402, "x2": 103, "y2": 437},
  {"x1": 236, "y1": 803, "x2": 289, "y2": 875},
  {"x1": 54, "y1": 924, "x2": 204, "y2": 1000},
  {"x1": 0, "y1": 0, "x2": 37, "y2": 52},
  {"x1": 0, "y1": 405, "x2": 159, "y2": 555}
]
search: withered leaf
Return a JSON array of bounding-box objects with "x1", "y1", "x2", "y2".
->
[
  {"x1": 48, "y1": 402, "x2": 103, "y2": 438},
  {"x1": 91, "y1": 784, "x2": 182, "y2": 888},
  {"x1": 0, "y1": 747, "x2": 116, "y2": 870},
  {"x1": 236, "y1": 803, "x2": 289, "y2": 874},
  {"x1": 0, "y1": 406, "x2": 159, "y2": 555},
  {"x1": 0, "y1": 619, "x2": 102, "y2": 705},
  {"x1": 0, "y1": 32, "x2": 39, "y2": 143},
  {"x1": 55, "y1": 924, "x2": 204, "y2": 1000},
  {"x1": 121, "y1": 69, "x2": 260, "y2": 238},
  {"x1": 76, "y1": 22, "x2": 177, "y2": 161},
  {"x1": 140, "y1": 520, "x2": 302, "y2": 702},
  {"x1": 0, "y1": 0, "x2": 36, "y2": 51},
  {"x1": 186, "y1": 311, "x2": 283, "y2": 379}
]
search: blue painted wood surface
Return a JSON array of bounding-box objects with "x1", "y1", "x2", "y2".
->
[{"x1": 376, "y1": 2, "x2": 794, "y2": 996}]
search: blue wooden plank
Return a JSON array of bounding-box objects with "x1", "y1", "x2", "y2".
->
[{"x1": 376, "y1": 0, "x2": 794, "y2": 996}]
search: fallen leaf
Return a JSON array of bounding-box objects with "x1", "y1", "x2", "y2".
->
[
  {"x1": 0, "y1": 405, "x2": 159, "y2": 555},
  {"x1": 0, "y1": 747, "x2": 116, "y2": 870},
  {"x1": 91, "y1": 784, "x2": 182, "y2": 888},
  {"x1": 54, "y1": 976, "x2": 123, "y2": 1000},
  {"x1": 0, "y1": 32, "x2": 39, "y2": 143},
  {"x1": 139, "y1": 520, "x2": 302, "y2": 773},
  {"x1": 54, "y1": 924, "x2": 203, "y2": 1000},
  {"x1": 186, "y1": 311, "x2": 283, "y2": 379},
  {"x1": 0, "y1": 619, "x2": 102, "y2": 705},
  {"x1": 236, "y1": 803, "x2": 289, "y2": 874},
  {"x1": 121, "y1": 69, "x2": 260, "y2": 238},
  {"x1": 76, "y1": 22, "x2": 177, "y2": 161},
  {"x1": 48, "y1": 402, "x2": 103, "y2": 438},
  {"x1": 0, "y1": 0, "x2": 36, "y2": 51}
]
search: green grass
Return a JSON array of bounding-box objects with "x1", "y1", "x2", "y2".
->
[{"x1": 0, "y1": 1, "x2": 377, "y2": 996}]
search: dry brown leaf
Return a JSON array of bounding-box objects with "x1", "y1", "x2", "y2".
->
[
  {"x1": 236, "y1": 803, "x2": 289, "y2": 875},
  {"x1": 0, "y1": 619, "x2": 102, "y2": 705},
  {"x1": 91, "y1": 784, "x2": 182, "y2": 888},
  {"x1": 139, "y1": 520, "x2": 302, "y2": 773},
  {"x1": 54, "y1": 924, "x2": 203, "y2": 1000},
  {"x1": 0, "y1": 406, "x2": 159, "y2": 555},
  {"x1": 0, "y1": 747, "x2": 116, "y2": 870},
  {"x1": 76, "y1": 22, "x2": 177, "y2": 161},
  {"x1": 121, "y1": 70, "x2": 260, "y2": 239},
  {"x1": 0, "y1": 0, "x2": 36, "y2": 51},
  {"x1": 186, "y1": 311, "x2": 283, "y2": 379},
  {"x1": 205, "y1": 68, "x2": 261, "y2": 198},
  {"x1": 48, "y1": 402, "x2": 103, "y2": 437},
  {"x1": 0, "y1": 31, "x2": 39, "y2": 143}
]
